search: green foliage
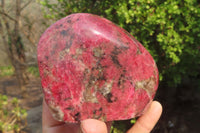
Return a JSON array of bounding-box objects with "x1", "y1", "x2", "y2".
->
[
  {"x1": 0, "y1": 65, "x2": 40, "y2": 77},
  {"x1": 0, "y1": 66, "x2": 14, "y2": 77},
  {"x1": 110, "y1": 120, "x2": 130, "y2": 133},
  {"x1": 0, "y1": 94, "x2": 27, "y2": 133},
  {"x1": 130, "y1": 118, "x2": 136, "y2": 124},
  {"x1": 39, "y1": 0, "x2": 113, "y2": 19},
  {"x1": 39, "y1": 0, "x2": 200, "y2": 87},
  {"x1": 27, "y1": 66, "x2": 40, "y2": 77}
]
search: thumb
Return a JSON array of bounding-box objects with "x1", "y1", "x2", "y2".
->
[{"x1": 81, "y1": 119, "x2": 108, "y2": 133}]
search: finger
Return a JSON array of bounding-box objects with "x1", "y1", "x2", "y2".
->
[
  {"x1": 42, "y1": 99, "x2": 65, "y2": 128},
  {"x1": 42, "y1": 99, "x2": 80, "y2": 133},
  {"x1": 127, "y1": 101, "x2": 162, "y2": 133},
  {"x1": 81, "y1": 119, "x2": 108, "y2": 133}
]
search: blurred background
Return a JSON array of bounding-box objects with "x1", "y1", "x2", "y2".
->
[{"x1": 0, "y1": 0, "x2": 199, "y2": 133}]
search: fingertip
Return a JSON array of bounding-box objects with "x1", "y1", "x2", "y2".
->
[
  {"x1": 127, "y1": 101, "x2": 163, "y2": 133},
  {"x1": 81, "y1": 119, "x2": 108, "y2": 133},
  {"x1": 151, "y1": 101, "x2": 163, "y2": 115},
  {"x1": 153, "y1": 101, "x2": 162, "y2": 109}
]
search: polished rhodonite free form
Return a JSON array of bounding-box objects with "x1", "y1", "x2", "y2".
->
[{"x1": 37, "y1": 13, "x2": 159, "y2": 123}]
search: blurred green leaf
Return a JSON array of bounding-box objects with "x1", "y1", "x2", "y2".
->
[
  {"x1": 27, "y1": 66, "x2": 40, "y2": 77},
  {"x1": 130, "y1": 118, "x2": 136, "y2": 124},
  {"x1": 0, "y1": 66, "x2": 14, "y2": 77},
  {"x1": 0, "y1": 95, "x2": 27, "y2": 132},
  {"x1": 12, "y1": 97, "x2": 18, "y2": 105}
]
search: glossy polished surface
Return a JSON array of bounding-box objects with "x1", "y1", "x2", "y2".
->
[{"x1": 37, "y1": 13, "x2": 159, "y2": 123}]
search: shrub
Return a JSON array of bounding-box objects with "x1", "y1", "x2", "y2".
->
[
  {"x1": 0, "y1": 94, "x2": 27, "y2": 133},
  {"x1": 39, "y1": 0, "x2": 200, "y2": 87}
]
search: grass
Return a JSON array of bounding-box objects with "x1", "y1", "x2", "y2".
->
[
  {"x1": 0, "y1": 66, "x2": 40, "y2": 77},
  {"x1": 27, "y1": 66, "x2": 40, "y2": 77},
  {"x1": 0, "y1": 66, "x2": 14, "y2": 77}
]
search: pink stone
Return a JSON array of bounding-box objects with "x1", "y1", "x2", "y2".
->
[{"x1": 37, "y1": 13, "x2": 159, "y2": 123}]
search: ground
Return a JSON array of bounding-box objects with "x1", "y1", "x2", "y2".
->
[{"x1": 0, "y1": 76, "x2": 200, "y2": 133}]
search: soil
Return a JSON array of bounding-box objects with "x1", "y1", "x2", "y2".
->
[{"x1": 0, "y1": 76, "x2": 200, "y2": 133}]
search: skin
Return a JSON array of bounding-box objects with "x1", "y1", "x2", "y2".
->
[{"x1": 43, "y1": 100, "x2": 162, "y2": 133}]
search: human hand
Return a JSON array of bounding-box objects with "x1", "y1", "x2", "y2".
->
[{"x1": 42, "y1": 100, "x2": 162, "y2": 133}]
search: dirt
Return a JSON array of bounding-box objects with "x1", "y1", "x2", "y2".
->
[{"x1": 0, "y1": 76, "x2": 200, "y2": 133}]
